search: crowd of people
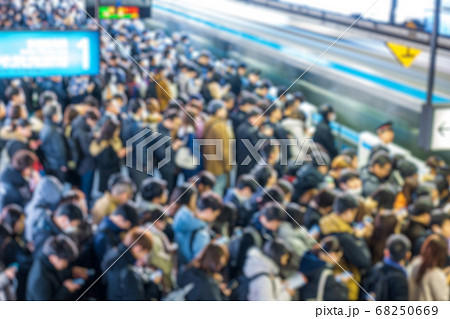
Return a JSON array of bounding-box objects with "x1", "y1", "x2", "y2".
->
[{"x1": 1, "y1": 0, "x2": 450, "y2": 302}]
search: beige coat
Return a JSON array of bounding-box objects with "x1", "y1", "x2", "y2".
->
[{"x1": 408, "y1": 256, "x2": 449, "y2": 301}]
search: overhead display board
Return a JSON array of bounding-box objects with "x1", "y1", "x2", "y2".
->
[
  {"x1": 99, "y1": 6, "x2": 140, "y2": 19},
  {"x1": 0, "y1": 31, "x2": 100, "y2": 78}
]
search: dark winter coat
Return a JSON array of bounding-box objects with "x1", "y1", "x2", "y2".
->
[
  {"x1": 93, "y1": 217, "x2": 125, "y2": 266},
  {"x1": 0, "y1": 165, "x2": 31, "y2": 209},
  {"x1": 26, "y1": 253, "x2": 72, "y2": 301},
  {"x1": 235, "y1": 121, "x2": 261, "y2": 177},
  {"x1": 39, "y1": 119, "x2": 68, "y2": 172},
  {"x1": 178, "y1": 267, "x2": 224, "y2": 301},
  {"x1": 300, "y1": 251, "x2": 348, "y2": 301},
  {"x1": 101, "y1": 244, "x2": 146, "y2": 301},
  {"x1": 313, "y1": 119, "x2": 337, "y2": 159}
]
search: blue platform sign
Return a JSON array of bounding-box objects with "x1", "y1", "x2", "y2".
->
[{"x1": 0, "y1": 31, "x2": 100, "y2": 78}]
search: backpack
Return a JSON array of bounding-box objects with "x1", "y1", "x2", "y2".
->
[
  {"x1": 229, "y1": 272, "x2": 273, "y2": 301},
  {"x1": 363, "y1": 262, "x2": 389, "y2": 301},
  {"x1": 162, "y1": 283, "x2": 195, "y2": 301},
  {"x1": 228, "y1": 226, "x2": 263, "y2": 269}
]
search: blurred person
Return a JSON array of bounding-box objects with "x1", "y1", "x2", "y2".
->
[
  {"x1": 364, "y1": 234, "x2": 411, "y2": 301},
  {"x1": 203, "y1": 100, "x2": 232, "y2": 195},
  {"x1": 361, "y1": 151, "x2": 392, "y2": 197},
  {"x1": 173, "y1": 191, "x2": 222, "y2": 266},
  {"x1": 0, "y1": 150, "x2": 38, "y2": 208},
  {"x1": 304, "y1": 189, "x2": 335, "y2": 229},
  {"x1": 313, "y1": 104, "x2": 337, "y2": 159},
  {"x1": 300, "y1": 236, "x2": 348, "y2": 301},
  {"x1": 241, "y1": 239, "x2": 293, "y2": 301},
  {"x1": 0, "y1": 204, "x2": 31, "y2": 300},
  {"x1": 102, "y1": 227, "x2": 154, "y2": 301},
  {"x1": 32, "y1": 203, "x2": 84, "y2": 256},
  {"x1": 93, "y1": 203, "x2": 139, "y2": 265},
  {"x1": 39, "y1": 104, "x2": 67, "y2": 181},
  {"x1": 91, "y1": 174, "x2": 135, "y2": 225},
  {"x1": 26, "y1": 235, "x2": 80, "y2": 301},
  {"x1": 89, "y1": 119, "x2": 126, "y2": 193},
  {"x1": 319, "y1": 194, "x2": 372, "y2": 300},
  {"x1": 178, "y1": 243, "x2": 229, "y2": 301},
  {"x1": 408, "y1": 234, "x2": 449, "y2": 301}
]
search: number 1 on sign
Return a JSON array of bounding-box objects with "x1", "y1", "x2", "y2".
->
[{"x1": 76, "y1": 38, "x2": 90, "y2": 70}]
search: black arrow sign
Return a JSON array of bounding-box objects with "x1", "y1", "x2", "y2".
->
[{"x1": 438, "y1": 122, "x2": 450, "y2": 137}]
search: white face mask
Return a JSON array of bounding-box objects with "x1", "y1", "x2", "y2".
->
[
  {"x1": 64, "y1": 226, "x2": 78, "y2": 235},
  {"x1": 348, "y1": 187, "x2": 362, "y2": 196},
  {"x1": 329, "y1": 113, "x2": 337, "y2": 122}
]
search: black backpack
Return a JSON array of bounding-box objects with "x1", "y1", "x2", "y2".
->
[
  {"x1": 229, "y1": 272, "x2": 272, "y2": 301},
  {"x1": 363, "y1": 262, "x2": 389, "y2": 301}
]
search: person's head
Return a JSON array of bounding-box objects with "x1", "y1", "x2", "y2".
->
[
  {"x1": 277, "y1": 179, "x2": 294, "y2": 204},
  {"x1": 235, "y1": 174, "x2": 258, "y2": 199},
  {"x1": 384, "y1": 234, "x2": 411, "y2": 265},
  {"x1": 259, "y1": 202, "x2": 286, "y2": 231},
  {"x1": 258, "y1": 186, "x2": 285, "y2": 209},
  {"x1": 42, "y1": 103, "x2": 61, "y2": 123},
  {"x1": 222, "y1": 92, "x2": 235, "y2": 111},
  {"x1": 110, "y1": 203, "x2": 139, "y2": 231},
  {"x1": 285, "y1": 203, "x2": 305, "y2": 228},
  {"x1": 207, "y1": 99, "x2": 227, "y2": 119},
  {"x1": 338, "y1": 169, "x2": 362, "y2": 196},
  {"x1": 251, "y1": 166, "x2": 277, "y2": 188},
  {"x1": 195, "y1": 243, "x2": 229, "y2": 274},
  {"x1": 106, "y1": 98, "x2": 120, "y2": 115},
  {"x1": 109, "y1": 174, "x2": 136, "y2": 204},
  {"x1": 163, "y1": 109, "x2": 182, "y2": 131},
  {"x1": 267, "y1": 105, "x2": 282, "y2": 123},
  {"x1": 53, "y1": 203, "x2": 84, "y2": 235},
  {"x1": 214, "y1": 202, "x2": 238, "y2": 236},
  {"x1": 0, "y1": 204, "x2": 25, "y2": 235},
  {"x1": 247, "y1": 106, "x2": 264, "y2": 127},
  {"x1": 193, "y1": 171, "x2": 217, "y2": 194},
  {"x1": 11, "y1": 150, "x2": 37, "y2": 179},
  {"x1": 237, "y1": 63, "x2": 247, "y2": 76},
  {"x1": 10, "y1": 119, "x2": 32, "y2": 139},
  {"x1": 140, "y1": 178, "x2": 168, "y2": 205},
  {"x1": 312, "y1": 189, "x2": 336, "y2": 215},
  {"x1": 329, "y1": 155, "x2": 353, "y2": 180},
  {"x1": 369, "y1": 151, "x2": 392, "y2": 179},
  {"x1": 42, "y1": 235, "x2": 79, "y2": 271},
  {"x1": 123, "y1": 227, "x2": 153, "y2": 261},
  {"x1": 263, "y1": 238, "x2": 291, "y2": 267},
  {"x1": 397, "y1": 159, "x2": 419, "y2": 189},
  {"x1": 371, "y1": 184, "x2": 397, "y2": 211},
  {"x1": 425, "y1": 156, "x2": 446, "y2": 176},
  {"x1": 319, "y1": 103, "x2": 335, "y2": 122},
  {"x1": 247, "y1": 69, "x2": 261, "y2": 84},
  {"x1": 99, "y1": 119, "x2": 119, "y2": 141},
  {"x1": 172, "y1": 183, "x2": 198, "y2": 212},
  {"x1": 430, "y1": 210, "x2": 450, "y2": 239},
  {"x1": 341, "y1": 148, "x2": 358, "y2": 169},
  {"x1": 83, "y1": 110, "x2": 99, "y2": 129},
  {"x1": 417, "y1": 234, "x2": 448, "y2": 283},
  {"x1": 317, "y1": 236, "x2": 343, "y2": 264},
  {"x1": 333, "y1": 194, "x2": 359, "y2": 224},
  {"x1": 376, "y1": 121, "x2": 394, "y2": 145},
  {"x1": 139, "y1": 207, "x2": 167, "y2": 231},
  {"x1": 196, "y1": 191, "x2": 222, "y2": 223},
  {"x1": 409, "y1": 197, "x2": 434, "y2": 226}
]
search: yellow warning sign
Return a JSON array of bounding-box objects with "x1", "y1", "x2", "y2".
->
[{"x1": 387, "y1": 42, "x2": 422, "y2": 68}]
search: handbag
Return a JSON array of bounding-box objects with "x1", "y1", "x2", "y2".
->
[{"x1": 175, "y1": 146, "x2": 198, "y2": 170}]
